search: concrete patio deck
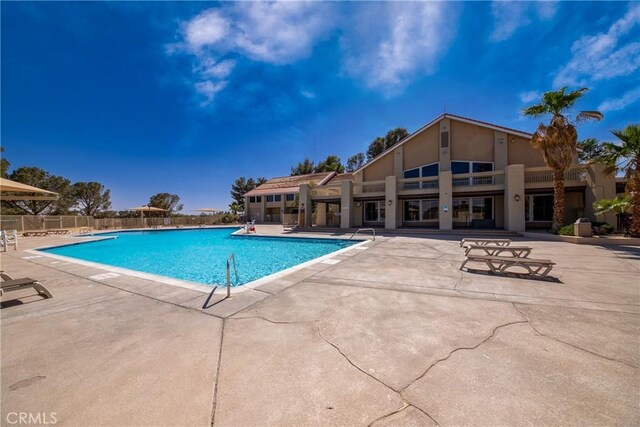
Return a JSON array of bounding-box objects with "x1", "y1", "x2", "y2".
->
[{"x1": 1, "y1": 228, "x2": 639, "y2": 426}]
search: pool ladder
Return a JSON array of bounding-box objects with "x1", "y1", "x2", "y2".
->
[
  {"x1": 225, "y1": 253, "x2": 239, "y2": 297},
  {"x1": 349, "y1": 228, "x2": 376, "y2": 241}
]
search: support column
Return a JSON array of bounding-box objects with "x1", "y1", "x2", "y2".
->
[
  {"x1": 259, "y1": 196, "x2": 266, "y2": 223},
  {"x1": 340, "y1": 180, "x2": 353, "y2": 229},
  {"x1": 299, "y1": 184, "x2": 312, "y2": 228},
  {"x1": 280, "y1": 197, "x2": 286, "y2": 224},
  {"x1": 316, "y1": 202, "x2": 327, "y2": 226},
  {"x1": 439, "y1": 171, "x2": 452, "y2": 230},
  {"x1": 385, "y1": 175, "x2": 397, "y2": 229},
  {"x1": 504, "y1": 164, "x2": 525, "y2": 232}
]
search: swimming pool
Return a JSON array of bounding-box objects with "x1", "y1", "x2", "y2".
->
[{"x1": 38, "y1": 228, "x2": 356, "y2": 287}]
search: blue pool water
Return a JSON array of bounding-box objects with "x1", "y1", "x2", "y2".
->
[{"x1": 39, "y1": 228, "x2": 355, "y2": 286}]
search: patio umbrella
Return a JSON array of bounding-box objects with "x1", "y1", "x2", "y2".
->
[
  {"x1": 0, "y1": 177, "x2": 59, "y2": 201},
  {"x1": 194, "y1": 208, "x2": 223, "y2": 214}
]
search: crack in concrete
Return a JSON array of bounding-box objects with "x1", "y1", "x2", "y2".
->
[
  {"x1": 230, "y1": 316, "x2": 318, "y2": 325},
  {"x1": 210, "y1": 319, "x2": 226, "y2": 427},
  {"x1": 512, "y1": 303, "x2": 639, "y2": 369},
  {"x1": 400, "y1": 320, "x2": 529, "y2": 394},
  {"x1": 316, "y1": 323, "x2": 401, "y2": 394},
  {"x1": 368, "y1": 402, "x2": 441, "y2": 427}
]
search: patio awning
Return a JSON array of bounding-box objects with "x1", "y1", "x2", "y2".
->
[
  {"x1": 129, "y1": 206, "x2": 168, "y2": 212},
  {"x1": 194, "y1": 208, "x2": 223, "y2": 213},
  {"x1": 0, "y1": 177, "x2": 59, "y2": 201}
]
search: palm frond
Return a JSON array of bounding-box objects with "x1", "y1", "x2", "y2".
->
[{"x1": 576, "y1": 111, "x2": 604, "y2": 122}]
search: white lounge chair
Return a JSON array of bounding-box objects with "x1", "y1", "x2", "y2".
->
[
  {"x1": 0, "y1": 272, "x2": 52, "y2": 299},
  {"x1": 0, "y1": 230, "x2": 18, "y2": 251}
]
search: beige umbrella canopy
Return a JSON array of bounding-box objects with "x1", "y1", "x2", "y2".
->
[
  {"x1": 129, "y1": 206, "x2": 168, "y2": 227},
  {"x1": 194, "y1": 208, "x2": 223, "y2": 213},
  {"x1": 0, "y1": 177, "x2": 59, "y2": 201}
]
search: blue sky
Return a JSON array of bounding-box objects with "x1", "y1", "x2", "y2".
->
[{"x1": 2, "y1": 1, "x2": 639, "y2": 211}]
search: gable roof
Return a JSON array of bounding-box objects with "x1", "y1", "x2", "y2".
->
[
  {"x1": 244, "y1": 172, "x2": 336, "y2": 196},
  {"x1": 355, "y1": 113, "x2": 533, "y2": 174}
]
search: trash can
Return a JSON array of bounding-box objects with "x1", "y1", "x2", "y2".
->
[{"x1": 574, "y1": 218, "x2": 592, "y2": 237}]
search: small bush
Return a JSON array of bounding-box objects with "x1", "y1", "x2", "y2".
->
[
  {"x1": 558, "y1": 224, "x2": 575, "y2": 236},
  {"x1": 591, "y1": 221, "x2": 613, "y2": 234}
]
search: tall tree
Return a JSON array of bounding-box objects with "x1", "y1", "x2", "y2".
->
[
  {"x1": 315, "y1": 155, "x2": 345, "y2": 173},
  {"x1": 599, "y1": 124, "x2": 640, "y2": 237},
  {"x1": 346, "y1": 153, "x2": 365, "y2": 172},
  {"x1": 1, "y1": 167, "x2": 73, "y2": 215},
  {"x1": 1, "y1": 147, "x2": 10, "y2": 178},
  {"x1": 523, "y1": 87, "x2": 603, "y2": 232},
  {"x1": 577, "y1": 138, "x2": 606, "y2": 163},
  {"x1": 384, "y1": 127, "x2": 410, "y2": 149},
  {"x1": 230, "y1": 176, "x2": 266, "y2": 209},
  {"x1": 366, "y1": 137, "x2": 386, "y2": 161},
  {"x1": 149, "y1": 193, "x2": 183, "y2": 214},
  {"x1": 366, "y1": 127, "x2": 409, "y2": 161},
  {"x1": 72, "y1": 182, "x2": 112, "y2": 216},
  {"x1": 291, "y1": 158, "x2": 315, "y2": 175}
]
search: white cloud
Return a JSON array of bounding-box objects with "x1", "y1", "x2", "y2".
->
[
  {"x1": 598, "y1": 88, "x2": 640, "y2": 112},
  {"x1": 194, "y1": 80, "x2": 227, "y2": 106},
  {"x1": 489, "y1": 1, "x2": 557, "y2": 42},
  {"x1": 195, "y1": 58, "x2": 236, "y2": 79},
  {"x1": 341, "y1": 2, "x2": 457, "y2": 95},
  {"x1": 519, "y1": 90, "x2": 541, "y2": 103},
  {"x1": 554, "y1": 7, "x2": 640, "y2": 87},
  {"x1": 300, "y1": 89, "x2": 315, "y2": 99},
  {"x1": 183, "y1": 9, "x2": 230, "y2": 50}
]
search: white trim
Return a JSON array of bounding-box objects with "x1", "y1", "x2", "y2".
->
[
  {"x1": 31, "y1": 231, "x2": 369, "y2": 295},
  {"x1": 355, "y1": 113, "x2": 532, "y2": 175}
]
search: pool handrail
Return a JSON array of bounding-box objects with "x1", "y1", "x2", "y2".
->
[
  {"x1": 349, "y1": 228, "x2": 375, "y2": 241},
  {"x1": 226, "y1": 253, "x2": 239, "y2": 297}
]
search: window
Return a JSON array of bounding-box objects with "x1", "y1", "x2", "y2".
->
[
  {"x1": 451, "y1": 161, "x2": 470, "y2": 174},
  {"x1": 266, "y1": 195, "x2": 274, "y2": 202},
  {"x1": 403, "y1": 162, "x2": 439, "y2": 189},
  {"x1": 421, "y1": 200, "x2": 439, "y2": 220},
  {"x1": 452, "y1": 199, "x2": 470, "y2": 221},
  {"x1": 274, "y1": 195, "x2": 282, "y2": 202},
  {"x1": 364, "y1": 201, "x2": 385, "y2": 222},
  {"x1": 421, "y1": 163, "x2": 439, "y2": 177},
  {"x1": 472, "y1": 162, "x2": 493, "y2": 173},
  {"x1": 452, "y1": 161, "x2": 494, "y2": 185},
  {"x1": 249, "y1": 196, "x2": 256, "y2": 203},
  {"x1": 256, "y1": 196, "x2": 261, "y2": 202},
  {"x1": 404, "y1": 201, "x2": 420, "y2": 221},
  {"x1": 526, "y1": 195, "x2": 553, "y2": 221},
  {"x1": 286, "y1": 194, "x2": 295, "y2": 201},
  {"x1": 472, "y1": 197, "x2": 493, "y2": 220},
  {"x1": 403, "y1": 199, "x2": 439, "y2": 222}
]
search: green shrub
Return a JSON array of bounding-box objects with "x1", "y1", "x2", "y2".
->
[
  {"x1": 591, "y1": 221, "x2": 613, "y2": 234},
  {"x1": 558, "y1": 224, "x2": 574, "y2": 236}
]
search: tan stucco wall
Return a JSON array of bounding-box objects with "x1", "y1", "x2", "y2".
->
[
  {"x1": 508, "y1": 136, "x2": 545, "y2": 167},
  {"x1": 450, "y1": 120, "x2": 494, "y2": 162},
  {"x1": 364, "y1": 153, "x2": 394, "y2": 181},
  {"x1": 403, "y1": 125, "x2": 439, "y2": 170}
]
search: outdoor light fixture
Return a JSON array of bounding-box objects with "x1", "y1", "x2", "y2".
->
[
  {"x1": 514, "y1": 194, "x2": 521, "y2": 202},
  {"x1": 301, "y1": 203, "x2": 305, "y2": 210},
  {"x1": 355, "y1": 201, "x2": 362, "y2": 208},
  {"x1": 388, "y1": 200, "x2": 392, "y2": 206}
]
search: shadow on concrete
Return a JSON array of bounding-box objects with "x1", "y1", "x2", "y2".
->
[{"x1": 463, "y1": 268, "x2": 563, "y2": 284}]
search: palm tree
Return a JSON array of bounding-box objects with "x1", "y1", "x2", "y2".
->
[
  {"x1": 593, "y1": 195, "x2": 632, "y2": 235},
  {"x1": 599, "y1": 124, "x2": 640, "y2": 237},
  {"x1": 523, "y1": 87, "x2": 603, "y2": 232}
]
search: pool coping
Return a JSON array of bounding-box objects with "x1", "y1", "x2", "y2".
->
[{"x1": 26, "y1": 230, "x2": 371, "y2": 295}]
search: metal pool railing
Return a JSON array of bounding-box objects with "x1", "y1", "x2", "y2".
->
[
  {"x1": 226, "y1": 253, "x2": 239, "y2": 298},
  {"x1": 349, "y1": 228, "x2": 376, "y2": 241}
]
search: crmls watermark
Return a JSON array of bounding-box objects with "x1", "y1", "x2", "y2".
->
[{"x1": 5, "y1": 412, "x2": 57, "y2": 425}]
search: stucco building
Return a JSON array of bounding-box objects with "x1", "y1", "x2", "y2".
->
[{"x1": 245, "y1": 113, "x2": 618, "y2": 231}]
